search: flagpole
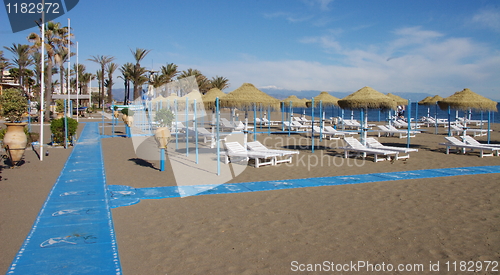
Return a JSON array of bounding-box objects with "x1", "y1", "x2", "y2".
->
[
  {"x1": 40, "y1": 0, "x2": 45, "y2": 161},
  {"x1": 76, "y1": 41, "x2": 79, "y2": 122},
  {"x1": 67, "y1": 18, "x2": 71, "y2": 117}
]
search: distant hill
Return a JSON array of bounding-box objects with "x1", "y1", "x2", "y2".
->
[{"x1": 259, "y1": 87, "x2": 434, "y2": 102}]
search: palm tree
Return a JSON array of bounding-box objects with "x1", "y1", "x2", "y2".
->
[
  {"x1": 4, "y1": 43, "x2": 33, "y2": 91},
  {"x1": 149, "y1": 74, "x2": 165, "y2": 88},
  {"x1": 28, "y1": 21, "x2": 69, "y2": 121},
  {"x1": 159, "y1": 63, "x2": 178, "y2": 84},
  {"x1": 95, "y1": 69, "x2": 104, "y2": 105},
  {"x1": 119, "y1": 63, "x2": 133, "y2": 104},
  {"x1": 210, "y1": 76, "x2": 230, "y2": 91},
  {"x1": 0, "y1": 51, "x2": 12, "y2": 83},
  {"x1": 130, "y1": 48, "x2": 151, "y2": 100},
  {"x1": 54, "y1": 46, "x2": 69, "y2": 94},
  {"x1": 79, "y1": 72, "x2": 94, "y2": 95},
  {"x1": 88, "y1": 55, "x2": 115, "y2": 108},
  {"x1": 178, "y1": 68, "x2": 211, "y2": 93},
  {"x1": 106, "y1": 62, "x2": 118, "y2": 103},
  {"x1": 129, "y1": 65, "x2": 149, "y2": 102}
]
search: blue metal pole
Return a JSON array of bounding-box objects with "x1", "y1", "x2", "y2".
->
[
  {"x1": 253, "y1": 103, "x2": 257, "y2": 141},
  {"x1": 28, "y1": 99, "x2": 31, "y2": 132},
  {"x1": 101, "y1": 100, "x2": 105, "y2": 136},
  {"x1": 288, "y1": 101, "x2": 292, "y2": 137},
  {"x1": 407, "y1": 99, "x2": 411, "y2": 149},
  {"x1": 435, "y1": 102, "x2": 438, "y2": 135},
  {"x1": 447, "y1": 106, "x2": 451, "y2": 137},
  {"x1": 160, "y1": 148, "x2": 165, "y2": 171},
  {"x1": 487, "y1": 111, "x2": 491, "y2": 144},
  {"x1": 175, "y1": 99, "x2": 178, "y2": 150},
  {"x1": 311, "y1": 98, "x2": 315, "y2": 153},
  {"x1": 281, "y1": 103, "x2": 285, "y2": 131},
  {"x1": 360, "y1": 108, "x2": 364, "y2": 145},
  {"x1": 185, "y1": 97, "x2": 189, "y2": 157},
  {"x1": 319, "y1": 100, "x2": 323, "y2": 142},
  {"x1": 194, "y1": 99, "x2": 199, "y2": 164},
  {"x1": 268, "y1": 105, "x2": 271, "y2": 136},
  {"x1": 216, "y1": 97, "x2": 220, "y2": 176}
]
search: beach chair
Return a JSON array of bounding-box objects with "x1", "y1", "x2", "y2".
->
[
  {"x1": 387, "y1": 125, "x2": 420, "y2": 138},
  {"x1": 462, "y1": 136, "x2": 500, "y2": 148},
  {"x1": 339, "y1": 137, "x2": 399, "y2": 162},
  {"x1": 221, "y1": 142, "x2": 279, "y2": 168},
  {"x1": 187, "y1": 127, "x2": 228, "y2": 144},
  {"x1": 450, "y1": 124, "x2": 490, "y2": 137},
  {"x1": 365, "y1": 137, "x2": 418, "y2": 160},
  {"x1": 324, "y1": 126, "x2": 358, "y2": 137},
  {"x1": 439, "y1": 136, "x2": 500, "y2": 158},
  {"x1": 392, "y1": 119, "x2": 422, "y2": 129},
  {"x1": 246, "y1": 141, "x2": 299, "y2": 164}
]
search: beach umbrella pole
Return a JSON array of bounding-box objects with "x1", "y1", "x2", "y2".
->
[
  {"x1": 311, "y1": 98, "x2": 315, "y2": 153},
  {"x1": 253, "y1": 103, "x2": 257, "y2": 141},
  {"x1": 216, "y1": 97, "x2": 220, "y2": 176},
  {"x1": 194, "y1": 99, "x2": 198, "y2": 164},
  {"x1": 160, "y1": 148, "x2": 165, "y2": 171},
  {"x1": 185, "y1": 97, "x2": 189, "y2": 157},
  {"x1": 288, "y1": 102, "x2": 292, "y2": 137},
  {"x1": 407, "y1": 99, "x2": 411, "y2": 148}
]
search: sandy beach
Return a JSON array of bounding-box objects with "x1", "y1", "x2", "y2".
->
[{"x1": 2, "y1": 116, "x2": 500, "y2": 274}]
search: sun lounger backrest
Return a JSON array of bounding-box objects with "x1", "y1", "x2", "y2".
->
[
  {"x1": 225, "y1": 142, "x2": 247, "y2": 153},
  {"x1": 463, "y1": 135, "x2": 480, "y2": 146},
  {"x1": 344, "y1": 137, "x2": 364, "y2": 149},
  {"x1": 247, "y1": 141, "x2": 268, "y2": 151},
  {"x1": 197, "y1": 127, "x2": 212, "y2": 135},
  {"x1": 444, "y1": 136, "x2": 465, "y2": 145},
  {"x1": 312, "y1": 126, "x2": 321, "y2": 132},
  {"x1": 377, "y1": 125, "x2": 389, "y2": 131},
  {"x1": 365, "y1": 137, "x2": 383, "y2": 147}
]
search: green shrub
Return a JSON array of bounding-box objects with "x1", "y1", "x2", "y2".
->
[
  {"x1": 55, "y1": 99, "x2": 65, "y2": 113},
  {"x1": 0, "y1": 88, "x2": 28, "y2": 122},
  {"x1": 155, "y1": 108, "x2": 174, "y2": 127},
  {"x1": 121, "y1": 108, "x2": 134, "y2": 116},
  {"x1": 50, "y1": 117, "x2": 78, "y2": 144}
]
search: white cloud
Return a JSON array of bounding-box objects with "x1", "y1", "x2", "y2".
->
[
  {"x1": 193, "y1": 26, "x2": 500, "y2": 99},
  {"x1": 472, "y1": 9, "x2": 500, "y2": 32}
]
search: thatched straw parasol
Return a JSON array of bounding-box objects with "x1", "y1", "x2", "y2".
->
[
  {"x1": 438, "y1": 88, "x2": 497, "y2": 112},
  {"x1": 219, "y1": 83, "x2": 280, "y2": 110},
  {"x1": 202, "y1": 88, "x2": 226, "y2": 110},
  {"x1": 418, "y1": 96, "x2": 432, "y2": 105},
  {"x1": 282, "y1": 95, "x2": 306, "y2": 108},
  {"x1": 386, "y1": 93, "x2": 408, "y2": 106},
  {"x1": 182, "y1": 89, "x2": 202, "y2": 101},
  {"x1": 306, "y1": 91, "x2": 340, "y2": 107},
  {"x1": 338, "y1": 86, "x2": 397, "y2": 110},
  {"x1": 338, "y1": 87, "x2": 397, "y2": 145},
  {"x1": 151, "y1": 95, "x2": 165, "y2": 103}
]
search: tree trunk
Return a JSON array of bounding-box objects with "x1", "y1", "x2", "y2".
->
[{"x1": 44, "y1": 60, "x2": 53, "y2": 122}]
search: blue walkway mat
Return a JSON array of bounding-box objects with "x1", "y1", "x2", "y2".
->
[
  {"x1": 109, "y1": 165, "x2": 500, "y2": 208},
  {"x1": 8, "y1": 122, "x2": 122, "y2": 275}
]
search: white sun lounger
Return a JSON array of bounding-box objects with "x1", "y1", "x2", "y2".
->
[
  {"x1": 365, "y1": 137, "x2": 418, "y2": 160},
  {"x1": 450, "y1": 124, "x2": 491, "y2": 137},
  {"x1": 246, "y1": 141, "x2": 299, "y2": 164},
  {"x1": 439, "y1": 136, "x2": 500, "y2": 158},
  {"x1": 462, "y1": 136, "x2": 500, "y2": 148},
  {"x1": 221, "y1": 142, "x2": 280, "y2": 168},
  {"x1": 376, "y1": 125, "x2": 419, "y2": 138},
  {"x1": 339, "y1": 137, "x2": 399, "y2": 162}
]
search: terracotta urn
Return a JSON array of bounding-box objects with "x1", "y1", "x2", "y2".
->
[
  {"x1": 3, "y1": 122, "x2": 28, "y2": 163},
  {"x1": 122, "y1": 114, "x2": 128, "y2": 122},
  {"x1": 155, "y1": 127, "x2": 171, "y2": 148}
]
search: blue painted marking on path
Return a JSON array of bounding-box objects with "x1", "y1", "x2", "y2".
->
[
  {"x1": 108, "y1": 165, "x2": 500, "y2": 208},
  {"x1": 8, "y1": 123, "x2": 122, "y2": 275}
]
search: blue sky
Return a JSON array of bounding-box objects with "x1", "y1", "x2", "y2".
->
[{"x1": 1, "y1": 0, "x2": 500, "y2": 100}]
